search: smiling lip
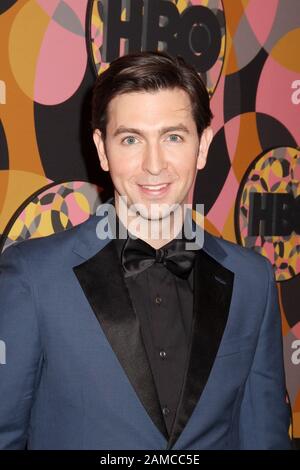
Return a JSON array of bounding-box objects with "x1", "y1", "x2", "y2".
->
[{"x1": 138, "y1": 183, "x2": 171, "y2": 197}]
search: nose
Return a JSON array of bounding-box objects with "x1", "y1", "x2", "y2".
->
[{"x1": 142, "y1": 141, "x2": 167, "y2": 175}]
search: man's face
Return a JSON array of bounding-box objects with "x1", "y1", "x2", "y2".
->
[{"x1": 93, "y1": 87, "x2": 212, "y2": 220}]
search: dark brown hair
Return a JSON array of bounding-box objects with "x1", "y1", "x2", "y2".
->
[{"x1": 91, "y1": 51, "x2": 213, "y2": 138}]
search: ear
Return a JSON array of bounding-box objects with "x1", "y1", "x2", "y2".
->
[
  {"x1": 93, "y1": 129, "x2": 109, "y2": 172},
  {"x1": 196, "y1": 126, "x2": 213, "y2": 170}
]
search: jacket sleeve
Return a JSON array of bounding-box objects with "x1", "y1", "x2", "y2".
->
[
  {"x1": 239, "y1": 256, "x2": 292, "y2": 449},
  {"x1": 0, "y1": 244, "x2": 43, "y2": 449}
]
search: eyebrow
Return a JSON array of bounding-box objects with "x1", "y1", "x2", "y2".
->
[{"x1": 112, "y1": 124, "x2": 190, "y2": 137}]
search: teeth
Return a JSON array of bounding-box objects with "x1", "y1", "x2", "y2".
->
[{"x1": 141, "y1": 184, "x2": 168, "y2": 190}]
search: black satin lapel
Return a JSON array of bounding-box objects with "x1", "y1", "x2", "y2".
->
[
  {"x1": 73, "y1": 241, "x2": 168, "y2": 440},
  {"x1": 167, "y1": 249, "x2": 234, "y2": 449}
]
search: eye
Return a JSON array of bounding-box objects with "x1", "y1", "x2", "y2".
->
[
  {"x1": 166, "y1": 134, "x2": 183, "y2": 143},
  {"x1": 122, "y1": 136, "x2": 139, "y2": 145}
]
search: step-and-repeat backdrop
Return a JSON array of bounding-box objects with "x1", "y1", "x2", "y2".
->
[{"x1": 0, "y1": 0, "x2": 299, "y2": 440}]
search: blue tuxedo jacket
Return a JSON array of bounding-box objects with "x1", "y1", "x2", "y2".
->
[{"x1": 0, "y1": 212, "x2": 291, "y2": 449}]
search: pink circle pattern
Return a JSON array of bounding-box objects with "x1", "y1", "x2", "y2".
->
[{"x1": 34, "y1": 0, "x2": 88, "y2": 104}]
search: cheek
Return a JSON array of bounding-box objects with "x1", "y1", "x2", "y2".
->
[
  {"x1": 107, "y1": 144, "x2": 141, "y2": 172},
  {"x1": 169, "y1": 144, "x2": 198, "y2": 167},
  {"x1": 108, "y1": 157, "x2": 138, "y2": 185},
  {"x1": 174, "y1": 157, "x2": 198, "y2": 177}
]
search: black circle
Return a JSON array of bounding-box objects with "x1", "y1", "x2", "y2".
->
[{"x1": 0, "y1": 0, "x2": 18, "y2": 15}]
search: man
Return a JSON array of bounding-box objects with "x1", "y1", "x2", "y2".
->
[{"x1": 0, "y1": 52, "x2": 291, "y2": 449}]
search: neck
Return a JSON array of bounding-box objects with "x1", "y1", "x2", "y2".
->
[{"x1": 115, "y1": 195, "x2": 186, "y2": 249}]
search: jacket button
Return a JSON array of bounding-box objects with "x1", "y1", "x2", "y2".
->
[
  {"x1": 155, "y1": 296, "x2": 162, "y2": 304},
  {"x1": 159, "y1": 350, "x2": 167, "y2": 359},
  {"x1": 162, "y1": 406, "x2": 170, "y2": 416}
]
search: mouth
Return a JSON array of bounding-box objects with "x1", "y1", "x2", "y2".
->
[{"x1": 138, "y1": 183, "x2": 171, "y2": 197}]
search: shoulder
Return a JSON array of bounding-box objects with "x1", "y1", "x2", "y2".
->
[
  {"x1": 204, "y1": 231, "x2": 273, "y2": 281},
  {"x1": 0, "y1": 214, "x2": 99, "y2": 266}
]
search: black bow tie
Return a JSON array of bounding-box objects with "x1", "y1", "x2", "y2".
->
[{"x1": 121, "y1": 235, "x2": 196, "y2": 279}]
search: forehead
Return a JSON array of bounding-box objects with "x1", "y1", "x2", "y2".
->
[{"x1": 106, "y1": 88, "x2": 194, "y2": 129}]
